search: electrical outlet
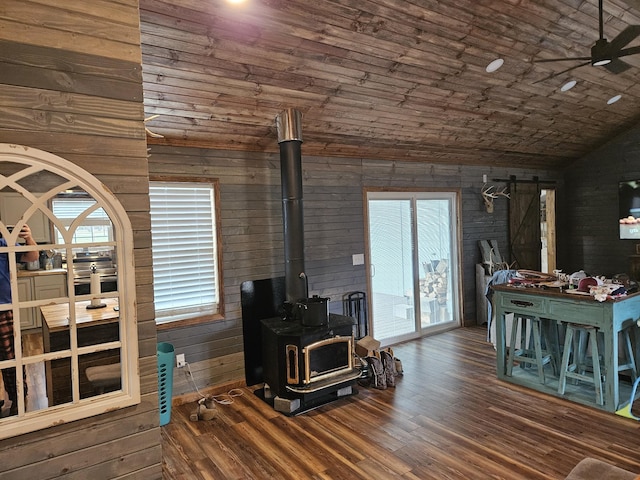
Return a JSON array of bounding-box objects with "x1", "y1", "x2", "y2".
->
[{"x1": 176, "y1": 353, "x2": 186, "y2": 368}]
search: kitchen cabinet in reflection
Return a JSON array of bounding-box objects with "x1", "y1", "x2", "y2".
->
[
  {"x1": 0, "y1": 192, "x2": 51, "y2": 243},
  {"x1": 17, "y1": 269, "x2": 67, "y2": 331},
  {"x1": 40, "y1": 297, "x2": 121, "y2": 406}
]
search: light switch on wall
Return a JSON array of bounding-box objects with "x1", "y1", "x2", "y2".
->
[{"x1": 352, "y1": 253, "x2": 365, "y2": 265}]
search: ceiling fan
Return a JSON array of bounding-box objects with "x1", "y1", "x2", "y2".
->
[{"x1": 533, "y1": 0, "x2": 640, "y2": 82}]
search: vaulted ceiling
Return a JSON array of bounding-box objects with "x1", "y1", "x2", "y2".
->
[{"x1": 139, "y1": 0, "x2": 640, "y2": 170}]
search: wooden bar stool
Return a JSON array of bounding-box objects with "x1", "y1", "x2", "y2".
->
[
  {"x1": 617, "y1": 325, "x2": 638, "y2": 382},
  {"x1": 558, "y1": 324, "x2": 603, "y2": 405},
  {"x1": 506, "y1": 315, "x2": 553, "y2": 384}
]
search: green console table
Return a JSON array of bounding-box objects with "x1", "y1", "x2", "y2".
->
[{"x1": 492, "y1": 284, "x2": 640, "y2": 412}]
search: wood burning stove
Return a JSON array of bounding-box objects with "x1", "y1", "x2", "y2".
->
[
  {"x1": 261, "y1": 313, "x2": 359, "y2": 414},
  {"x1": 240, "y1": 108, "x2": 361, "y2": 415}
]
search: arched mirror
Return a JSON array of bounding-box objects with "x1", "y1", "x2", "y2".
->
[{"x1": 0, "y1": 144, "x2": 139, "y2": 439}]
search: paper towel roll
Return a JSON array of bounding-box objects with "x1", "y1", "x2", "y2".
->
[{"x1": 90, "y1": 272, "x2": 102, "y2": 307}]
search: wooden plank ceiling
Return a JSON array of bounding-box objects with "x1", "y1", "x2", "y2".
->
[{"x1": 139, "y1": 0, "x2": 640, "y2": 169}]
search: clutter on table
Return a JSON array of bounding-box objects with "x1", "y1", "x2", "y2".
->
[{"x1": 507, "y1": 268, "x2": 637, "y2": 302}]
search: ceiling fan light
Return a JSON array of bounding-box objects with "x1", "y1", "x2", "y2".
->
[
  {"x1": 485, "y1": 58, "x2": 504, "y2": 73},
  {"x1": 593, "y1": 58, "x2": 612, "y2": 66},
  {"x1": 591, "y1": 39, "x2": 612, "y2": 66}
]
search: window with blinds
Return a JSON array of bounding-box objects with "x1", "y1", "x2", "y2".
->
[
  {"x1": 149, "y1": 180, "x2": 221, "y2": 324},
  {"x1": 52, "y1": 197, "x2": 113, "y2": 246}
]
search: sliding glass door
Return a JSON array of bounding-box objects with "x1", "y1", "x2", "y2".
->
[{"x1": 366, "y1": 191, "x2": 460, "y2": 344}]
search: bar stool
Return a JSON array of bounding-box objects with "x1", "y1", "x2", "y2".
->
[
  {"x1": 85, "y1": 363, "x2": 121, "y2": 394},
  {"x1": 617, "y1": 325, "x2": 638, "y2": 382},
  {"x1": 506, "y1": 315, "x2": 553, "y2": 384},
  {"x1": 558, "y1": 324, "x2": 603, "y2": 405}
]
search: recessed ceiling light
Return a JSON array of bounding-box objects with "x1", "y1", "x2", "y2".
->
[
  {"x1": 560, "y1": 80, "x2": 577, "y2": 92},
  {"x1": 607, "y1": 94, "x2": 622, "y2": 105},
  {"x1": 485, "y1": 58, "x2": 504, "y2": 73}
]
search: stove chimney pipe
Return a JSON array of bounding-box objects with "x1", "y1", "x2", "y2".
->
[{"x1": 276, "y1": 108, "x2": 307, "y2": 304}]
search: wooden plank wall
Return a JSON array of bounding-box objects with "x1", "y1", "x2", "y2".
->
[
  {"x1": 563, "y1": 123, "x2": 640, "y2": 277},
  {"x1": 150, "y1": 145, "x2": 563, "y2": 396},
  {"x1": 0, "y1": 1, "x2": 162, "y2": 478}
]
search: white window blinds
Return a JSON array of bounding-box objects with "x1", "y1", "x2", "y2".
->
[
  {"x1": 149, "y1": 182, "x2": 219, "y2": 322},
  {"x1": 52, "y1": 197, "x2": 113, "y2": 244}
]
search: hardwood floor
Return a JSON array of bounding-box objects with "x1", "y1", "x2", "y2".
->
[
  {"x1": 0, "y1": 332, "x2": 48, "y2": 416},
  {"x1": 161, "y1": 326, "x2": 640, "y2": 479}
]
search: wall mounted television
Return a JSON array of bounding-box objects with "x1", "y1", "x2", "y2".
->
[{"x1": 619, "y1": 180, "x2": 640, "y2": 239}]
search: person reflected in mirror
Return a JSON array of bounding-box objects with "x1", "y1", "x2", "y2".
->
[{"x1": 0, "y1": 225, "x2": 38, "y2": 416}]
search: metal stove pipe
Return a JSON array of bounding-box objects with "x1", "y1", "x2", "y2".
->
[{"x1": 276, "y1": 108, "x2": 307, "y2": 304}]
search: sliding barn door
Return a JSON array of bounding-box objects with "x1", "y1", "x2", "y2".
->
[{"x1": 509, "y1": 182, "x2": 541, "y2": 270}]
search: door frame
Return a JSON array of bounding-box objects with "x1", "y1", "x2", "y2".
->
[{"x1": 541, "y1": 188, "x2": 557, "y2": 273}]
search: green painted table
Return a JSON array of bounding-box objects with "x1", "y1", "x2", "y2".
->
[{"x1": 492, "y1": 284, "x2": 640, "y2": 412}]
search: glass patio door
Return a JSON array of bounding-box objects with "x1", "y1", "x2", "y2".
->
[{"x1": 366, "y1": 191, "x2": 460, "y2": 344}]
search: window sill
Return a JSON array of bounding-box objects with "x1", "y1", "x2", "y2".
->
[{"x1": 156, "y1": 311, "x2": 225, "y2": 330}]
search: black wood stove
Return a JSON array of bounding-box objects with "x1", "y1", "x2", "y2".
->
[
  {"x1": 261, "y1": 313, "x2": 358, "y2": 414},
  {"x1": 241, "y1": 109, "x2": 360, "y2": 415}
]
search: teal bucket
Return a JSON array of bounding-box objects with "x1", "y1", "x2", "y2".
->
[{"x1": 157, "y1": 342, "x2": 175, "y2": 426}]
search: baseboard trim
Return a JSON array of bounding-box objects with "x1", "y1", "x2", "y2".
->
[{"x1": 171, "y1": 379, "x2": 248, "y2": 406}]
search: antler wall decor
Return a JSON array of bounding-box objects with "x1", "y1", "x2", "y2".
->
[
  {"x1": 144, "y1": 114, "x2": 164, "y2": 138},
  {"x1": 481, "y1": 184, "x2": 510, "y2": 213}
]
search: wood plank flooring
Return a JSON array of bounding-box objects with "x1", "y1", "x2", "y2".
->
[
  {"x1": 161, "y1": 326, "x2": 640, "y2": 479},
  {"x1": 1, "y1": 332, "x2": 48, "y2": 416}
]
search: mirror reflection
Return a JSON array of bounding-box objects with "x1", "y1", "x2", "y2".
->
[
  {"x1": 1, "y1": 178, "x2": 121, "y2": 417},
  {"x1": 80, "y1": 350, "x2": 121, "y2": 400}
]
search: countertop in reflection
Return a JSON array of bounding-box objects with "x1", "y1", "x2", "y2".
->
[
  {"x1": 17, "y1": 268, "x2": 67, "y2": 277},
  {"x1": 40, "y1": 297, "x2": 119, "y2": 332}
]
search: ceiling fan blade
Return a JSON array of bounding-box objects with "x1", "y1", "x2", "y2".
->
[
  {"x1": 622, "y1": 0, "x2": 640, "y2": 10},
  {"x1": 604, "y1": 57, "x2": 632, "y2": 74},
  {"x1": 617, "y1": 45, "x2": 640, "y2": 58},
  {"x1": 609, "y1": 25, "x2": 640, "y2": 52},
  {"x1": 532, "y1": 60, "x2": 591, "y2": 84},
  {"x1": 533, "y1": 56, "x2": 592, "y2": 63}
]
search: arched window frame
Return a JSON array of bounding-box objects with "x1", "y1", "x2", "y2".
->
[{"x1": 0, "y1": 144, "x2": 140, "y2": 439}]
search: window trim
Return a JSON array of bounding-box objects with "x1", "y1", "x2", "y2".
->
[{"x1": 150, "y1": 175, "x2": 224, "y2": 330}]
